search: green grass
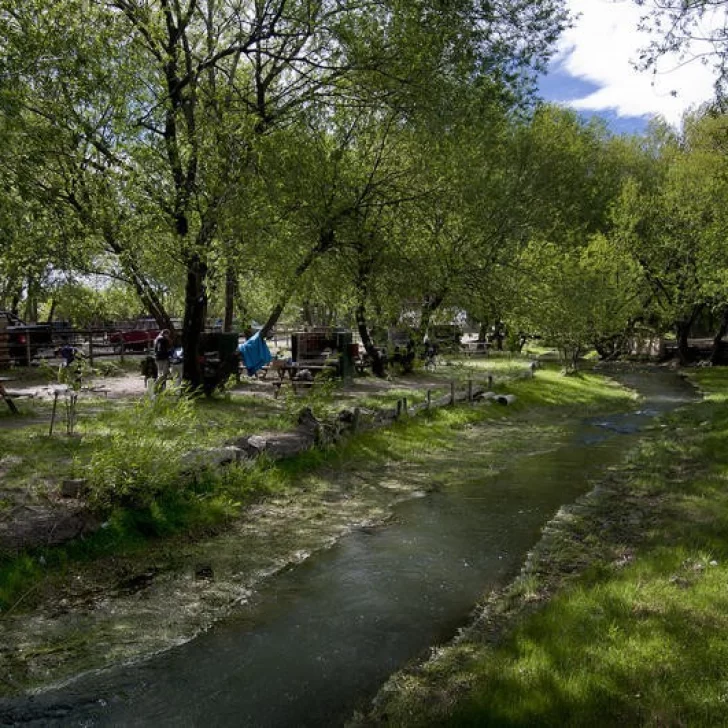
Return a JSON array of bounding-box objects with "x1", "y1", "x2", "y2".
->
[
  {"x1": 0, "y1": 362, "x2": 635, "y2": 614},
  {"x1": 507, "y1": 367, "x2": 636, "y2": 410},
  {"x1": 369, "y1": 368, "x2": 728, "y2": 727}
]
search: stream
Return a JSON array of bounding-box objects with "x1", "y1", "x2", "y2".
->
[{"x1": 0, "y1": 369, "x2": 697, "y2": 727}]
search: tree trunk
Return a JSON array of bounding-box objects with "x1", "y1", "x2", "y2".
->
[
  {"x1": 130, "y1": 270, "x2": 172, "y2": 332},
  {"x1": 182, "y1": 253, "x2": 209, "y2": 388},
  {"x1": 675, "y1": 321, "x2": 690, "y2": 365},
  {"x1": 260, "y1": 300, "x2": 286, "y2": 341},
  {"x1": 354, "y1": 248, "x2": 387, "y2": 378},
  {"x1": 104, "y1": 232, "x2": 172, "y2": 331},
  {"x1": 675, "y1": 304, "x2": 703, "y2": 365},
  {"x1": 223, "y1": 266, "x2": 236, "y2": 333},
  {"x1": 356, "y1": 302, "x2": 386, "y2": 378},
  {"x1": 416, "y1": 293, "x2": 444, "y2": 356},
  {"x1": 45, "y1": 298, "x2": 57, "y2": 324},
  {"x1": 493, "y1": 320, "x2": 505, "y2": 351},
  {"x1": 259, "y1": 228, "x2": 336, "y2": 339},
  {"x1": 302, "y1": 301, "x2": 314, "y2": 327},
  {"x1": 710, "y1": 306, "x2": 728, "y2": 365}
]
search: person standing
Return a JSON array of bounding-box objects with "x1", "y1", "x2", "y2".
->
[{"x1": 153, "y1": 329, "x2": 172, "y2": 392}]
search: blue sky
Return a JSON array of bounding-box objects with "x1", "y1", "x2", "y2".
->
[
  {"x1": 539, "y1": 69, "x2": 651, "y2": 134},
  {"x1": 538, "y1": 0, "x2": 720, "y2": 136}
]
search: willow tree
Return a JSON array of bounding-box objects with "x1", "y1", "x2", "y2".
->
[{"x1": 1, "y1": 0, "x2": 569, "y2": 385}]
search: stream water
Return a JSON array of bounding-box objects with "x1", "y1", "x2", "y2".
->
[{"x1": 0, "y1": 369, "x2": 697, "y2": 727}]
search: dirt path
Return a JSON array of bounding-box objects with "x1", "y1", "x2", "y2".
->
[{"x1": 5, "y1": 366, "x2": 464, "y2": 406}]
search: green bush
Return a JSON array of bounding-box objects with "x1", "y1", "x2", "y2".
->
[{"x1": 79, "y1": 390, "x2": 198, "y2": 510}]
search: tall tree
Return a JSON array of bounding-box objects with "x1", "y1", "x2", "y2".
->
[
  {"x1": 1, "y1": 0, "x2": 569, "y2": 385},
  {"x1": 635, "y1": 0, "x2": 728, "y2": 97}
]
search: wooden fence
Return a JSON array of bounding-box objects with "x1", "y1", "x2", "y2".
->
[
  {"x1": 3, "y1": 327, "x2": 159, "y2": 368},
  {"x1": 1, "y1": 326, "x2": 296, "y2": 369}
]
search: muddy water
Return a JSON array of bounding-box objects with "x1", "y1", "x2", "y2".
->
[{"x1": 0, "y1": 370, "x2": 696, "y2": 727}]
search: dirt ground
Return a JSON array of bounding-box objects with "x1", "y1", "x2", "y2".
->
[
  {"x1": 0, "y1": 360, "x2": 496, "y2": 550},
  {"x1": 4, "y1": 363, "x2": 463, "y2": 405}
]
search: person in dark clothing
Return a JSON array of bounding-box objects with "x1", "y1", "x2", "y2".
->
[{"x1": 153, "y1": 329, "x2": 172, "y2": 392}]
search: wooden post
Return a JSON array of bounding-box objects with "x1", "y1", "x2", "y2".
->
[
  {"x1": 353, "y1": 406, "x2": 360, "y2": 433},
  {"x1": 396, "y1": 399, "x2": 402, "y2": 419},
  {"x1": 88, "y1": 328, "x2": 94, "y2": 367},
  {"x1": 468, "y1": 379, "x2": 473, "y2": 402},
  {"x1": 426, "y1": 390, "x2": 431, "y2": 409},
  {"x1": 25, "y1": 332, "x2": 32, "y2": 366},
  {"x1": 49, "y1": 391, "x2": 59, "y2": 436},
  {"x1": 450, "y1": 380, "x2": 455, "y2": 405},
  {"x1": 402, "y1": 397, "x2": 408, "y2": 416},
  {"x1": 488, "y1": 373, "x2": 493, "y2": 388}
]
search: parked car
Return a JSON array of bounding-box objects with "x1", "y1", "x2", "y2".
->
[
  {"x1": 0, "y1": 310, "x2": 54, "y2": 365},
  {"x1": 108, "y1": 320, "x2": 161, "y2": 352}
]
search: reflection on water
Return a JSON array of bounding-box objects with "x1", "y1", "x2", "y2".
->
[{"x1": 0, "y1": 370, "x2": 696, "y2": 727}]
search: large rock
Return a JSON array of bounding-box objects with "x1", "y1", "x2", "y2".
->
[
  {"x1": 234, "y1": 431, "x2": 316, "y2": 460},
  {"x1": 0, "y1": 504, "x2": 101, "y2": 552},
  {"x1": 181, "y1": 446, "x2": 245, "y2": 472}
]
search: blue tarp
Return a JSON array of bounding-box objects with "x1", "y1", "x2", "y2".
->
[{"x1": 238, "y1": 332, "x2": 272, "y2": 376}]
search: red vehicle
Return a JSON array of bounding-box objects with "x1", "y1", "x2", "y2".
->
[{"x1": 108, "y1": 320, "x2": 160, "y2": 352}]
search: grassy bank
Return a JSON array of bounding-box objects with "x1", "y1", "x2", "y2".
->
[
  {"x1": 0, "y1": 364, "x2": 632, "y2": 614},
  {"x1": 0, "y1": 363, "x2": 640, "y2": 698},
  {"x1": 365, "y1": 368, "x2": 728, "y2": 727}
]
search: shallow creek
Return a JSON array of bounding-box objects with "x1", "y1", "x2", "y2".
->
[{"x1": 0, "y1": 369, "x2": 696, "y2": 726}]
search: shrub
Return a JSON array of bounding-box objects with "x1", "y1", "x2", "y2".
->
[{"x1": 79, "y1": 390, "x2": 198, "y2": 510}]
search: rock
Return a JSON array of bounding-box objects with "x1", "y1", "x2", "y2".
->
[
  {"x1": 194, "y1": 564, "x2": 214, "y2": 580},
  {"x1": 233, "y1": 430, "x2": 317, "y2": 461},
  {"x1": 181, "y1": 446, "x2": 245, "y2": 471},
  {"x1": 234, "y1": 435, "x2": 268, "y2": 458},
  {"x1": 266, "y1": 431, "x2": 316, "y2": 458},
  {"x1": 297, "y1": 406, "x2": 320, "y2": 431},
  {"x1": 0, "y1": 504, "x2": 101, "y2": 551},
  {"x1": 337, "y1": 408, "x2": 356, "y2": 424}
]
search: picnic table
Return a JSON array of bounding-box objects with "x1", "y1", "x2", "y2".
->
[
  {"x1": 260, "y1": 359, "x2": 333, "y2": 380},
  {"x1": 0, "y1": 376, "x2": 18, "y2": 414},
  {"x1": 460, "y1": 341, "x2": 489, "y2": 356}
]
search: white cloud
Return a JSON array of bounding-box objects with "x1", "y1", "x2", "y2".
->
[{"x1": 556, "y1": 0, "x2": 720, "y2": 127}]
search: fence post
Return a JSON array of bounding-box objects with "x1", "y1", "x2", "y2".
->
[
  {"x1": 402, "y1": 397, "x2": 408, "y2": 416},
  {"x1": 353, "y1": 406, "x2": 360, "y2": 433},
  {"x1": 450, "y1": 380, "x2": 455, "y2": 405},
  {"x1": 396, "y1": 399, "x2": 402, "y2": 419},
  {"x1": 49, "y1": 391, "x2": 59, "y2": 436},
  {"x1": 25, "y1": 332, "x2": 32, "y2": 366},
  {"x1": 468, "y1": 379, "x2": 473, "y2": 402},
  {"x1": 488, "y1": 373, "x2": 493, "y2": 389},
  {"x1": 87, "y1": 328, "x2": 94, "y2": 367},
  {"x1": 426, "y1": 390, "x2": 431, "y2": 409}
]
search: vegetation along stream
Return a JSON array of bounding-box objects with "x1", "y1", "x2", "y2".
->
[{"x1": 0, "y1": 369, "x2": 696, "y2": 727}]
